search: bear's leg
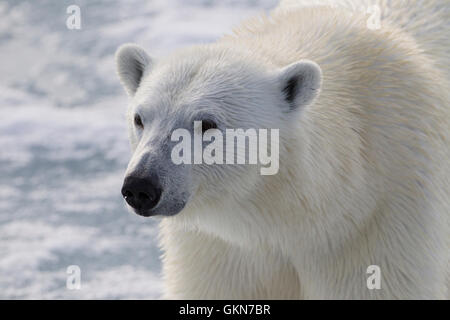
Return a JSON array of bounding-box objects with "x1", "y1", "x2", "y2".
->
[
  {"x1": 290, "y1": 206, "x2": 447, "y2": 299},
  {"x1": 159, "y1": 220, "x2": 301, "y2": 299},
  {"x1": 294, "y1": 250, "x2": 446, "y2": 299}
]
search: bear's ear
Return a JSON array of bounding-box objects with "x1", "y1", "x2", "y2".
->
[
  {"x1": 115, "y1": 44, "x2": 153, "y2": 96},
  {"x1": 277, "y1": 60, "x2": 322, "y2": 112}
]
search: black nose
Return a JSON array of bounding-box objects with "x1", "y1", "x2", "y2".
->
[{"x1": 121, "y1": 175, "x2": 162, "y2": 212}]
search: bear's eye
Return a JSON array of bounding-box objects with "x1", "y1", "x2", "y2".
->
[
  {"x1": 134, "y1": 114, "x2": 144, "y2": 129},
  {"x1": 202, "y1": 120, "x2": 218, "y2": 133}
]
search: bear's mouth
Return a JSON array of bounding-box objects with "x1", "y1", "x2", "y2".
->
[
  {"x1": 128, "y1": 200, "x2": 187, "y2": 218},
  {"x1": 133, "y1": 208, "x2": 154, "y2": 217}
]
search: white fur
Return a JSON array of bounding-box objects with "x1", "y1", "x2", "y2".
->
[{"x1": 118, "y1": 0, "x2": 450, "y2": 299}]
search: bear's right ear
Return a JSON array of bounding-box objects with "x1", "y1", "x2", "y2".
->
[
  {"x1": 277, "y1": 60, "x2": 322, "y2": 112},
  {"x1": 115, "y1": 44, "x2": 153, "y2": 96}
]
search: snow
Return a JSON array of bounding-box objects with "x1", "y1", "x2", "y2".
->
[{"x1": 0, "y1": 0, "x2": 277, "y2": 299}]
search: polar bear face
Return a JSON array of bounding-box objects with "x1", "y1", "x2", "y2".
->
[{"x1": 115, "y1": 44, "x2": 321, "y2": 217}]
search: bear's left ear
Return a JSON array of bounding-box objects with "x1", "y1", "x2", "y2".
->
[
  {"x1": 115, "y1": 43, "x2": 153, "y2": 96},
  {"x1": 277, "y1": 60, "x2": 322, "y2": 112}
]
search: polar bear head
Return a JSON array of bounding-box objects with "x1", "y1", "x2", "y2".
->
[{"x1": 115, "y1": 43, "x2": 321, "y2": 218}]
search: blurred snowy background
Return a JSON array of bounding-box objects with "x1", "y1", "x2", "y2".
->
[{"x1": 0, "y1": 0, "x2": 277, "y2": 299}]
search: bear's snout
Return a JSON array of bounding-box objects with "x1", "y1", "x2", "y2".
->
[{"x1": 121, "y1": 175, "x2": 162, "y2": 216}]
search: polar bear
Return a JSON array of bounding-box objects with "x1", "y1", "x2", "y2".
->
[{"x1": 115, "y1": 0, "x2": 449, "y2": 299}]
